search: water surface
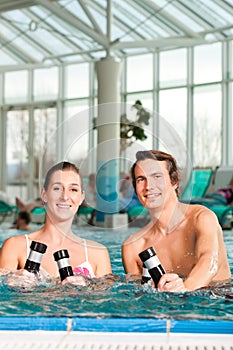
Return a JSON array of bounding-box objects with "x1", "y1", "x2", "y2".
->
[{"x1": 0, "y1": 226, "x2": 232, "y2": 320}]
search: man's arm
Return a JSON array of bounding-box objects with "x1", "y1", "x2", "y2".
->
[
  {"x1": 183, "y1": 209, "x2": 220, "y2": 290},
  {"x1": 122, "y1": 240, "x2": 141, "y2": 276},
  {"x1": 158, "y1": 208, "x2": 221, "y2": 292}
]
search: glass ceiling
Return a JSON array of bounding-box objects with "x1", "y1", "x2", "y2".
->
[{"x1": 0, "y1": 0, "x2": 232, "y2": 68}]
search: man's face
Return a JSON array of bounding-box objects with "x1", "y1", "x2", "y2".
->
[{"x1": 134, "y1": 159, "x2": 177, "y2": 209}]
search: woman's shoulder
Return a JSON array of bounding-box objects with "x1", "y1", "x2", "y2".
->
[
  {"x1": 85, "y1": 239, "x2": 110, "y2": 262},
  {"x1": 85, "y1": 238, "x2": 108, "y2": 251},
  {"x1": 3, "y1": 230, "x2": 41, "y2": 246},
  {"x1": 1, "y1": 233, "x2": 27, "y2": 250}
]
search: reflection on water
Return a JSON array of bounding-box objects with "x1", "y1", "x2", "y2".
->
[{"x1": 0, "y1": 227, "x2": 232, "y2": 320}]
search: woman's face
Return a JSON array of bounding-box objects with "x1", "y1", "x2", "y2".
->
[{"x1": 41, "y1": 169, "x2": 84, "y2": 221}]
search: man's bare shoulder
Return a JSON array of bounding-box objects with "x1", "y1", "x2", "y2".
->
[
  {"x1": 122, "y1": 222, "x2": 152, "y2": 246},
  {"x1": 183, "y1": 202, "x2": 220, "y2": 229},
  {"x1": 185, "y1": 203, "x2": 218, "y2": 218}
]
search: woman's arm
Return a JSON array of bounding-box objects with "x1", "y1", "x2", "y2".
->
[
  {"x1": 0, "y1": 236, "x2": 22, "y2": 270},
  {"x1": 95, "y1": 245, "x2": 112, "y2": 277}
]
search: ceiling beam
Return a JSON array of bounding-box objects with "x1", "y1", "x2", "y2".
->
[
  {"x1": 134, "y1": 0, "x2": 202, "y2": 38},
  {"x1": 112, "y1": 36, "x2": 207, "y2": 50},
  {"x1": 0, "y1": 34, "x2": 33, "y2": 63},
  {"x1": 0, "y1": 1, "x2": 36, "y2": 12},
  {"x1": 1, "y1": 16, "x2": 61, "y2": 64},
  {"x1": 78, "y1": 0, "x2": 103, "y2": 35},
  {"x1": 37, "y1": 0, "x2": 108, "y2": 48}
]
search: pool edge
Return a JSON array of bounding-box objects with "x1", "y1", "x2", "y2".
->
[{"x1": 0, "y1": 316, "x2": 232, "y2": 334}]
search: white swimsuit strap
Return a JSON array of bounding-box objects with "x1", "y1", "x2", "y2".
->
[
  {"x1": 25, "y1": 234, "x2": 30, "y2": 258},
  {"x1": 83, "y1": 239, "x2": 89, "y2": 263}
]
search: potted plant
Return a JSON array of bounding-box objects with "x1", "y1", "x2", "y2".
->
[
  {"x1": 120, "y1": 100, "x2": 151, "y2": 153},
  {"x1": 93, "y1": 100, "x2": 151, "y2": 153}
]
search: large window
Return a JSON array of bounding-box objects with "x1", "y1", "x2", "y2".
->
[
  {"x1": 193, "y1": 84, "x2": 222, "y2": 167},
  {"x1": 63, "y1": 100, "x2": 90, "y2": 169},
  {"x1": 160, "y1": 49, "x2": 187, "y2": 88},
  {"x1": 194, "y1": 43, "x2": 221, "y2": 84},
  {"x1": 230, "y1": 41, "x2": 233, "y2": 79},
  {"x1": 126, "y1": 54, "x2": 153, "y2": 92},
  {"x1": 33, "y1": 107, "x2": 57, "y2": 186},
  {"x1": 34, "y1": 67, "x2": 59, "y2": 101},
  {"x1": 159, "y1": 88, "x2": 187, "y2": 145},
  {"x1": 6, "y1": 106, "x2": 57, "y2": 200},
  {"x1": 65, "y1": 63, "x2": 89, "y2": 98},
  {"x1": 6, "y1": 110, "x2": 29, "y2": 199},
  {"x1": 1, "y1": 39, "x2": 233, "y2": 201},
  {"x1": 4, "y1": 71, "x2": 28, "y2": 104}
]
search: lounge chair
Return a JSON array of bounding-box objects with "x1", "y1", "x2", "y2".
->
[
  {"x1": 127, "y1": 206, "x2": 150, "y2": 227},
  {"x1": 77, "y1": 206, "x2": 96, "y2": 225},
  {"x1": 181, "y1": 167, "x2": 233, "y2": 228},
  {"x1": 0, "y1": 200, "x2": 17, "y2": 224},
  {"x1": 181, "y1": 168, "x2": 213, "y2": 201},
  {"x1": 30, "y1": 207, "x2": 46, "y2": 224},
  {"x1": 187, "y1": 195, "x2": 233, "y2": 229},
  {"x1": 206, "y1": 205, "x2": 233, "y2": 229}
]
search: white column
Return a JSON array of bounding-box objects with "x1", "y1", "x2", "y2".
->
[{"x1": 95, "y1": 57, "x2": 121, "y2": 223}]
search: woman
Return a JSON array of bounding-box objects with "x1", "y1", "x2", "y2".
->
[{"x1": 0, "y1": 161, "x2": 112, "y2": 284}]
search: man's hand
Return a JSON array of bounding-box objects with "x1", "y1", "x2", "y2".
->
[{"x1": 157, "y1": 273, "x2": 187, "y2": 292}]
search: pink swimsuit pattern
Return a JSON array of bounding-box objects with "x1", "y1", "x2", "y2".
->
[{"x1": 73, "y1": 265, "x2": 92, "y2": 277}]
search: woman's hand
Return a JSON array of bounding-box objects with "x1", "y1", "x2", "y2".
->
[
  {"x1": 61, "y1": 274, "x2": 87, "y2": 286},
  {"x1": 157, "y1": 273, "x2": 187, "y2": 292},
  {"x1": 4, "y1": 269, "x2": 38, "y2": 288}
]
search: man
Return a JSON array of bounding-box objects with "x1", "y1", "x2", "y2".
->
[
  {"x1": 122, "y1": 150, "x2": 231, "y2": 292},
  {"x1": 11, "y1": 210, "x2": 32, "y2": 231}
]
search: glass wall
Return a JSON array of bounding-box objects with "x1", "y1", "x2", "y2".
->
[
  {"x1": 6, "y1": 107, "x2": 57, "y2": 201},
  {"x1": 34, "y1": 67, "x2": 59, "y2": 101},
  {"x1": 160, "y1": 49, "x2": 187, "y2": 88},
  {"x1": 0, "y1": 39, "x2": 233, "y2": 201},
  {"x1": 194, "y1": 43, "x2": 221, "y2": 84},
  {"x1": 65, "y1": 63, "x2": 89, "y2": 98},
  {"x1": 4, "y1": 71, "x2": 28, "y2": 104},
  {"x1": 6, "y1": 110, "x2": 29, "y2": 200},
  {"x1": 126, "y1": 54, "x2": 153, "y2": 92},
  {"x1": 193, "y1": 85, "x2": 222, "y2": 167},
  {"x1": 159, "y1": 88, "x2": 187, "y2": 145}
]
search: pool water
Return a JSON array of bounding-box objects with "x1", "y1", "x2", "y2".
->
[{"x1": 0, "y1": 226, "x2": 232, "y2": 320}]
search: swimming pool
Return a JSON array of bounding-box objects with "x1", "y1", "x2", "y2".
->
[{"x1": 0, "y1": 226, "x2": 232, "y2": 348}]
